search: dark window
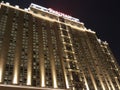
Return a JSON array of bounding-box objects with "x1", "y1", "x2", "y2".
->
[
  {"x1": 66, "y1": 44, "x2": 72, "y2": 51},
  {"x1": 59, "y1": 17, "x2": 65, "y2": 22},
  {"x1": 68, "y1": 26, "x2": 71, "y2": 31},
  {"x1": 72, "y1": 72, "x2": 80, "y2": 82},
  {"x1": 64, "y1": 37, "x2": 70, "y2": 43},
  {"x1": 67, "y1": 52, "x2": 74, "y2": 59},
  {"x1": 33, "y1": 11, "x2": 37, "y2": 14},
  {"x1": 62, "y1": 30, "x2": 68, "y2": 36},
  {"x1": 61, "y1": 24, "x2": 66, "y2": 29},
  {"x1": 70, "y1": 62, "x2": 76, "y2": 69},
  {"x1": 32, "y1": 79, "x2": 36, "y2": 86}
]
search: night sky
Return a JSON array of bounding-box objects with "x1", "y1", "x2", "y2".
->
[{"x1": 3, "y1": 0, "x2": 120, "y2": 65}]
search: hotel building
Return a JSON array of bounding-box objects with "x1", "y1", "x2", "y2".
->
[{"x1": 0, "y1": 2, "x2": 120, "y2": 90}]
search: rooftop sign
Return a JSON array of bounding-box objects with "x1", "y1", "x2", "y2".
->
[{"x1": 30, "y1": 3, "x2": 80, "y2": 23}]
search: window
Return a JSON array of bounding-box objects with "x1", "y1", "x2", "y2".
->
[
  {"x1": 62, "y1": 30, "x2": 68, "y2": 36},
  {"x1": 70, "y1": 62, "x2": 77, "y2": 69},
  {"x1": 72, "y1": 72, "x2": 80, "y2": 82},
  {"x1": 41, "y1": 20, "x2": 46, "y2": 27},
  {"x1": 67, "y1": 52, "x2": 74, "y2": 59},
  {"x1": 66, "y1": 44, "x2": 72, "y2": 51},
  {"x1": 59, "y1": 17, "x2": 65, "y2": 22},
  {"x1": 61, "y1": 24, "x2": 66, "y2": 29},
  {"x1": 64, "y1": 37, "x2": 70, "y2": 43}
]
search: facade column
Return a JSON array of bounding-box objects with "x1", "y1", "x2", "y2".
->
[
  {"x1": 54, "y1": 22, "x2": 69, "y2": 89},
  {"x1": 12, "y1": 12, "x2": 24, "y2": 84},
  {"x1": 47, "y1": 22, "x2": 58, "y2": 88},
  {"x1": 26, "y1": 15, "x2": 33, "y2": 86},
  {"x1": 0, "y1": 9, "x2": 13, "y2": 83},
  {"x1": 37, "y1": 20, "x2": 45, "y2": 87}
]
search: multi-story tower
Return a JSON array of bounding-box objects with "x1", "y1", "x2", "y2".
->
[{"x1": 0, "y1": 2, "x2": 120, "y2": 90}]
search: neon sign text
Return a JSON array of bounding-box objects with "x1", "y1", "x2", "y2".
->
[{"x1": 30, "y1": 3, "x2": 80, "y2": 22}]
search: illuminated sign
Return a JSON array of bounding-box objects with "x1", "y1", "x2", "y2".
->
[{"x1": 30, "y1": 3, "x2": 80, "y2": 23}]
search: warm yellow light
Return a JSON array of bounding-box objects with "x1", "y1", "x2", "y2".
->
[
  {"x1": 53, "y1": 73, "x2": 57, "y2": 88},
  {"x1": 0, "y1": 68, "x2": 2, "y2": 83},
  {"x1": 41, "y1": 76, "x2": 45, "y2": 87},
  {"x1": 27, "y1": 71, "x2": 32, "y2": 85},
  {"x1": 13, "y1": 75, "x2": 17, "y2": 84},
  {"x1": 114, "y1": 77, "x2": 117, "y2": 79}
]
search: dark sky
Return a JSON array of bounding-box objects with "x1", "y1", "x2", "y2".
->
[{"x1": 3, "y1": 0, "x2": 120, "y2": 65}]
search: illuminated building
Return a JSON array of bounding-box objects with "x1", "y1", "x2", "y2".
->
[{"x1": 0, "y1": 2, "x2": 120, "y2": 90}]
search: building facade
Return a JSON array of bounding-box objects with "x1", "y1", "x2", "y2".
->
[{"x1": 0, "y1": 2, "x2": 120, "y2": 90}]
